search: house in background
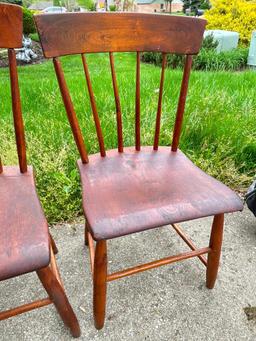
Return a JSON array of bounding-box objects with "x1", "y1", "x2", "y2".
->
[
  {"x1": 28, "y1": 0, "x2": 183, "y2": 13},
  {"x1": 136, "y1": 0, "x2": 183, "y2": 13}
]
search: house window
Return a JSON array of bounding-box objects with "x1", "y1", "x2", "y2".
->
[{"x1": 160, "y1": 4, "x2": 164, "y2": 9}]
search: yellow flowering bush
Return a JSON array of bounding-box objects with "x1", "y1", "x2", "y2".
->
[{"x1": 204, "y1": 0, "x2": 256, "y2": 45}]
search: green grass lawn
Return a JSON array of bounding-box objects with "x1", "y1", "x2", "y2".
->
[{"x1": 0, "y1": 53, "x2": 255, "y2": 223}]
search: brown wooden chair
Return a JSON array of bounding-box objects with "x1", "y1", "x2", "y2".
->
[
  {"x1": 35, "y1": 13, "x2": 243, "y2": 329},
  {"x1": 0, "y1": 4, "x2": 80, "y2": 337}
]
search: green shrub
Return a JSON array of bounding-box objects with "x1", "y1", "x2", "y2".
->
[
  {"x1": 29, "y1": 33, "x2": 40, "y2": 42},
  {"x1": 109, "y1": 4, "x2": 116, "y2": 11},
  {"x1": 182, "y1": 0, "x2": 210, "y2": 13},
  {"x1": 141, "y1": 52, "x2": 183, "y2": 69},
  {"x1": 202, "y1": 34, "x2": 219, "y2": 50},
  {"x1": 22, "y1": 7, "x2": 36, "y2": 35},
  {"x1": 141, "y1": 35, "x2": 220, "y2": 70},
  {"x1": 193, "y1": 47, "x2": 249, "y2": 71},
  {"x1": 141, "y1": 44, "x2": 249, "y2": 72},
  {"x1": 89, "y1": 2, "x2": 96, "y2": 10},
  {"x1": 0, "y1": 0, "x2": 22, "y2": 4},
  {"x1": 77, "y1": 0, "x2": 96, "y2": 11},
  {"x1": 200, "y1": 0, "x2": 211, "y2": 9}
]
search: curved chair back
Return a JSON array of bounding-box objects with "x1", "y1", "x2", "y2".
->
[{"x1": 35, "y1": 13, "x2": 206, "y2": 162}]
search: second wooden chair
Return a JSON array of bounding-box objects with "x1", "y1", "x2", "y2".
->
[
  {"x1": 0, "y1": 4, "x2": 80, "y2": 337},
  {"x1": 35, "y1": 12, "x2": 243, "y2": 329}
]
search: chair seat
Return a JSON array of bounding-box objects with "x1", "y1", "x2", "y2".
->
[
  {"x1": 78, "y1": 147, "x2": 243, "y2": 241},
  {"x1": 0, "y1": 166, "x2": 50, "y2": 281}
]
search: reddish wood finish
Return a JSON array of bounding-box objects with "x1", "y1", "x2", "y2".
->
[
  {"x1": 86, "y1": 229, "x2": 95, "y2": 273},
  {"x1": 50, "y1": 233, "x2": 59, "y2": 254},
  {"x1": 8, "y1": 49, "x2": 27, "y2": 173},
  {"x1": 109, "y1": 52, "x2": 123, "y2": 152},
  {"x1": 171, "y1": 55, "x2": 193, "y2": 151},
  {"x1": 93, "y1": 240, "x2": 107, "y2": 330},
  {"x1": 0, "y1": 4, "x2": 80, "y2": 337},
  {"x1": 206, "y1": 214, "x2": 224, "y2": 289},
  {"x1": 107, "y1": 247, "x2": 210, "y2": 282},
  {"x1": 34, "y1": 13, "x2": 207, "y2": 159},
  {"x1": 154, "y1": 53, "x2": 167, "y2": 150},
  {"x1": 37, "y1": 265, "x2": 81, "y2": 338},
  {"x1": 81, "y1": 54, "x2": 106, "y2": 157},
  {"x1": 135, "y1": 52, "x2": 141, "y2": 151},
  {"x1": 35, "y1": 13, "x2": 206, "y2": 57},
  {"x1": 0, "y1": 3, "x2": 22, "y2": 48},
  {"x1": 49, "y1": 246, "x2": 63, "y2": 287},
  {"x1": 78, "y1": 147, "x2": 242, "y2": 240},
  {"x1": 0, "y1": 166, "x2": 50, "y2": 280},
  {"x1": 88, "y1": 230, "x2": 95, "y2": 274},
  {"x1": 0, "y1": 298, "x2": 52, "y2": 321},
  {"x1": 171, "y1": 223, "x2": 207, "y2": 266},
  {"x1": 0, "y1": 245, "x2": 81, "y2": 337},
  {"x1": 84, "y1": 221, "x2": 89, "y2": 246},
  {"x1": 53, "y1": 57, "x2": 89, "y2": 163},
  {"x1": 34, "y1": 12, "x2": 243, "y2": 329},
  {"x1": 8, "y1": 50, "x2": 27, "y2": 173}
]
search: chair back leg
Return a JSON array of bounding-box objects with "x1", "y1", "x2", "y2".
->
[
  {"x1": 93, "y1": 240, "x2": 107, "y2": 330},
  {"x1": 49, "y1": 234, "x2": 58, "y2": 254},
  {"x1": 206, "y1": 214, "x2": 224, "y2": 289},
  {"x1": 37, "y1": 266, "x2": 81, "y2": 338}
]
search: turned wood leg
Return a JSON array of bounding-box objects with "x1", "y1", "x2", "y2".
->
[
  {"x1": 93, "y1": 240, "x2": 107, "y2": 330},
  {"x1": 49, "y1": 233, "x2": 58, "y2": 254},
  {"x1": 37, "y1": 266, "x2": 81, "y2": 338},
  {"x1": 206, "y1": 214, "x2": 224, "y2": 289},
  {"x1": 84, "y1": 221, "x2": 89, "y2": 246}
]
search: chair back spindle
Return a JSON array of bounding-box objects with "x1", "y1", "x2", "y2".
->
[
  {"x1": 171, "y1": 55, "x2": 193, "y2": 152},
  {"x1": 8, "y1": 49, "x2": 27, "y2": 173},
  {"x1": 35, "y1": 13, "x2": 206, "y2": 160},
  {"x1": 153, "y1": 53, "x2": 167, "y2": 150},
  {"x1": 109, "y1": 52, "x2": 123, "y2": 153},
  {"x1": 81, "y1": 54, "x2": 106, "y2": 157},
  {"x1": 0, "y1": 3, "x2": 27, "y2": 173},
  {"x1": 53, "y1": 57, "x2": 89, "y2": 163},
  {"x1": 135, "y1": 52, "x2": 141, "y2": 151}
]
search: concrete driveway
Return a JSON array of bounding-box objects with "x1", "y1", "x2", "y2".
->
[{"x1": 0, "y1": 208, "x2": 256, "y2": 340}]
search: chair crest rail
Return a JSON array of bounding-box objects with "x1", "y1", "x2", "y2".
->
[{"x1": 34, "y1": 13, "x2": 206, "y2": 160}]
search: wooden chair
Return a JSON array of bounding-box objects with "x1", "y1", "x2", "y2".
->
[
  {"x1": 0, "y1": 4, "x2": 80, "y2": 337},
  {"x1": 35, "y1": 13, "x2": 243, "y2": 329}
]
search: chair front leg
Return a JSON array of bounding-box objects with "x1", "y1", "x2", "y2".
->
[
  {"x1": 37, "y1": 266, "x2": 81, "y2": 338},
  {"x1": 93, "y1": 240, "x2": 107, "y2": 330},
  {"x1": 84, "y1": 220, "x2": 89, "y2": 246},
  {"x1": 206, "y1": 213, "x2": 224, "y2": 289}
]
